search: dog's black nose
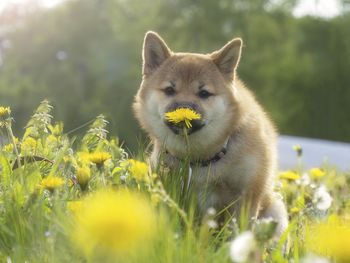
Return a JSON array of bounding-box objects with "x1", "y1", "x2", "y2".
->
[
  {"x1": 166, "y1": 102, "x2": 199, "y2": 113},
  {"x1": 164, "y1": 102, "x2": 205, "y2": 135}
]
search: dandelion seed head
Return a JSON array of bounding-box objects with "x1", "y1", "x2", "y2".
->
[
  {"x1": 207, "y1": 219, "x2": 218, "y2": 229},
  {"x1": 313, "y1": 185, "x2": 332, "y2": 211},
  {"x1": 229, "y1": 231, "x2": 256, "y2": 263}
]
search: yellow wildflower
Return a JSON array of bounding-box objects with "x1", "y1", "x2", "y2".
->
[
  {"x1": 290, "y1": 207, "x2": 301, "y2": 214},
  {"x1": 165, "y1": 108, "x2": 201, "y2": 128},
  {"x1": 292, "y1": 144, "x2": 302, "y2": 157},
  {"x1": 305, "y1": 215, "x2": 350, "y2": 262},
  {"x1": 279, "y1": 170, "x2": 300, "y2": 181},
  {"x1": 309, "y1": 168, "x2": 326, "y2": 179},
  {"x1": 0, "y1": 106, "x2": 11, "y2": 117},
  {"x1": 2, "y1": 137, "x2": 18, "y2": 152},
  {"x1": 21, "y1": 137, "x2": 37, "y2": 154},
  {"x1": 76, "y1": 166, "x2": 91, "y2": 190},
  {"x1": 46, "y1": 134, "x2": 58, "y2": 145},
  {"x1": 151, "y1": 193, "x2": 161, "y2": 206},
  {"x1": 40, "y1": 176, "x2": 65, "y2": 191},
  {"x1": 128, "y1": 159, "x2": 149, "y2": 182},
  {"x1": 73, "y1": 189, "x2": 156, "y2": 255},
  {"x1": 88, "y1": 151, "x2": 111, "y2": 165},
  {"x1": 67, "y1": 201, "x2": 83, "y2": 214}
]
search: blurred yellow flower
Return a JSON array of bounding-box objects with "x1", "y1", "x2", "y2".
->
[
  {"x1": 73, "y1": 189, "x2": 156, "y2": 255},
  {"x1": 279, "y1": 170, "x2": 300, "y2": 180},
  {"x1": 309, "y1": 168, "x2": 325, "y2": 179},
  {"x1": 165, "y1": 108, "x2": 201, "y2": 128},
  {"x1": 2, "y1": 137, "x2": 18, "y2": 152},
  {"x1": 46, "y1": 134, "x2": 58, "y2": 145},
  {"x1": 76, "y1": 166, "x2": 91, "y2": 190},
  {"x1": 67, "y1": 201, "x2": 83, "y2": 214},
  {"x1": 128, "y1": 159, "x2": 149, "y2": 182},
  {"x1": 305, "y1": 215, "x2": 350, "y2": 262},
  {"x1": 88, "y1": 151, "x2": 111, "y2": 165},
  {"x1": 292, "y1": 144, "x2": 302, "y2": 157},
  {"x1": 40, "y1": 176, "x2": 65, "y2": 191},
  {"x1": 0, "y1": 106, "x2": 11, "y2": 117},
  {"x1": 151, "y1": 193, "x2": 161, "y2": 206},
  {"x1": 21, "y1": 137, "x2": 37, "y2": 154},
  {"x1": 290, "y1": 207, "x2": 301, "y2": 214}
]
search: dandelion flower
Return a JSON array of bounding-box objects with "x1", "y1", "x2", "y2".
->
[
  {"x1": 229, "y1": 231, "x2": 257, "y2": 263},
  {"x1": 40, "y1": 176, "x2": 65, "y2": 191},
  {"x1": 0, "y1": 106, "x2": 11, "y2": 117},
  {"x1": 67, "y1": 201, "x2": 83, "y2": 214},
  {"x1": 21, "y1": 137, "x2": 37, "y2": 154},
  {"x1": 290, "y1": 207, "x2": 301, "y2": 213},
  {"x1": 128, "y1": 159, "x2": 149, "y2": 182},
  {"x1": 313, "y1": 185, "x2": 332, "y2": 211},
  {"x1": 305, "y1": 215, "x2": 350, "y2": 262},
  {"x1": 76, "y1": 166, "x2": 91, "y2": 190},
  {"x1": 88, "y1": 151, "x2": 111, "y2": 165},
  {"x1": 292, "y1": 144, "x2": 303, "y2": 157},
  {"x1": 2, "y1": 137, "x2": 19, "y2": 152},
  {"x1": 309, "y1": 168, "x2": 326, "y2": 179},
  {"x1": 73, "y1": 189, "x2": 156, "y2": 255},
  {"x1": 279, "y1": 170, "x2": 300, "y2": 181},
  {"x1": 165, "y1": 108, "x2": 201, "y2": 128}
]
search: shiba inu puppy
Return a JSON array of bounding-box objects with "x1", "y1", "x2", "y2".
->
[{"x1": 133, "y1": 31, "x2": 288, "y2": 235}]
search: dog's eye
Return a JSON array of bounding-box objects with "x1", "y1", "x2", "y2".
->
[
  {"x1": 198, "y1": 90, "x2": 213, "y2": 99},
  {"x1": 163, "y1": 86, "x2": 176, "y2": 96}
]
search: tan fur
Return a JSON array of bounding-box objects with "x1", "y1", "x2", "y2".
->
[{"x1": 133, "y1": 31, "x2": 288, "y2": 235}]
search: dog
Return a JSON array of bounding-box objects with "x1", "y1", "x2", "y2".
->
[{"x1": 133, "y1": 31, "x2": 288, "y2": 236}]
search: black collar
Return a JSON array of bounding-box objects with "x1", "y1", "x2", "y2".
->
[
  {"x1": 194, "y1": 147, "x2": 227, "y2": 167},
  {"x1": 166, "y1": 138, "x2": 229, "y2": 167}
]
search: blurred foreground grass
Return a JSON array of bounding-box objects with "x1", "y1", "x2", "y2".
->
[{"x1": 0, "y1": 101, "x2": 349, "y2": 263}]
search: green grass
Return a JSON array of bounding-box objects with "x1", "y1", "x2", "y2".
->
[{"x1": 0, "y1": 101, "x2": 349, "y2": 263}]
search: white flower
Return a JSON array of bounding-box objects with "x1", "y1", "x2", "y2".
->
[
  {"x1": 313, "y1": 185, "x2": 332, "y2": 211},
  {"x1": 298, "y1": 172, "x2": 311, "y2": 186},
  {"x1": 301, "y1": 254, "x2": 330, "y2": 263},
  {"x1": 207, "y1": 219, "x2": 218, "y2": 229},
  {"x1": 229, "y1": 231, "x2": 256, "y2": 263},
  {"x1": 206, "y1": 207, "x2": 216, "y2": 216}
]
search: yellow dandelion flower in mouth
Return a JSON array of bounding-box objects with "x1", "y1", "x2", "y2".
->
[
  {"x1": 40, "y1": 176, "x2": 65, "y2": 191},
  {"x1": 309, "y1": 167, "x2": 325, "y2": 179},
  {"x1": 165, "y1": 108, "x2": 201, "y2": 128},
  {"x1": 73, "y1": 189, "x2": 156, "y2": 255},
  {"x1": 279, "y1": 170, "x2": 300, "y2": 181},
  {"x1": 0, "y1": 106, "x2": 11, "y2": 117}
]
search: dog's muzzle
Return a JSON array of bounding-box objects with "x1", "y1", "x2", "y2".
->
[{"x1": 164, "y1": 102, "x2": 205, "y2": 135}]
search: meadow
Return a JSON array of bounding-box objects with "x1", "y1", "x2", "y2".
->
[{"x1": 0, "y1": 101, "x2": 349, "y2": 263}]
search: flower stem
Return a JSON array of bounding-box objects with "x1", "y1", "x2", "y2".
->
[{"x1": 6, "y1": 123, "x2": 21, "y2": 169}]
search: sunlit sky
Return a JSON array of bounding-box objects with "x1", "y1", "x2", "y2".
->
[{"x1": 0, "y1": 0, "x2": 343, "y2": 18}]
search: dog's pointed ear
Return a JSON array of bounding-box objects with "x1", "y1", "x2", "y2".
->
[
  {"x1": 142, "y1": 31, "x2": 172, "y2": 76},
  {"x1": 211, "y1": 38, "x2": 242, "y2": 79}
]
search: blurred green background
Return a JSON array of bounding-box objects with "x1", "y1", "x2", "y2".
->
[{"x1": 1, "y1": 0, "x2": 350, "y2": 151}]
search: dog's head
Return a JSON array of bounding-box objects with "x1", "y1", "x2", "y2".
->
[{"x1": 134, "y1": 31, "x2": 243, "y2": 159}]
